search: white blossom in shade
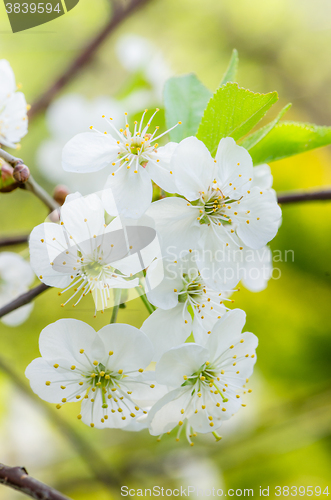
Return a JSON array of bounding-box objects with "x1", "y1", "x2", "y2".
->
[
  {"x1": 141, "y1": 254, "x2": 236, "y2": 360},
  {"x1": 0, "y1": 60, "x2": 28, "y2": 148},
  {"x1": 25, "y1": 319, "x2": 160, "y2": 429},
  {"x1": 29, "y1": 192, "x2": 159, "y2": 315},
  {"x1": 148, "y1": 309, "x2": 258, "y2": 444},
  {"x1": 36, "y1": 94, "x2": 124, "y2": 195},
  {"x1": 147, "y1": 136, "x2": 281, "y2": 289},
  {"x1": 115, "y1": 34, "x2": 172, "y2": 102},
  {"x1": 62, "y1": 109, "x2": 180, "y2": 218},
  {"x1": 0, "y1": 252, "x2": 34, "y2": 327}
]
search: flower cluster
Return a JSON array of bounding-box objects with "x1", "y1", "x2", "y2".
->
[
  {"x1": 0, "y1": 58, "x2": 282, "y2": 444},
  {"x1": 25, "y1": 104, "x2": 281, "y2": 444}
]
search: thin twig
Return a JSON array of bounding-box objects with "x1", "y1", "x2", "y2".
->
[
  {"x1": 22, "y1": 176, "x2": 59, "y2": 213},
  {"x1": 0, "y1": 356, "x2": 121, "y2": 490},
  {"x1": 277, "y1": 188, "x2": 331, "y2": 204},
  {"x1": 0, "y1": 283, "x2": 49, "y2": 319},
  {"x1": 0, "y1": 148, "x2": 22, "y2": 165},
  {"x1": 0, "y1": 235, "x2": 29, "y2": 247},
  {"x1": 28, "y1": 0, "x2": 152, "y2": 121},
  {"x1": 0, "y1": 463, "x2": 71, "y2": 500}
]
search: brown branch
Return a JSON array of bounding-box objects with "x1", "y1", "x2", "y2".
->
[
  {"x1": 0, "y1": 283, "x2": 49, "y2": 319},
  {"x1": 0, "y1": 463, "x2": 71, "y2": 500},
  {"x1": 277, "y1": 188, "x2": 331, "y2": 204},
  {"x1": 0, "y1": 149, "x2": 59, "y2": 213},
  {"x1": 0, "y1": 235, "x2": 29, "y2": 247},
  {"x1": 28, "y1": 0, "x2": 152, "y2": 121}
]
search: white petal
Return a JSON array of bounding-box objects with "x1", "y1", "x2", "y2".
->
[
  {"x1": 96, "y1": 323, "x2": 153, "y2": 372},
  {"x1": 102, "y1": 164, "x2": 152, "y2": 219},
  {"x1": 62, "y1": 132, "x2": 119, "y2": 173},
  {"x1": 124, "y1": 372, "x2": 167, "y2": 408},
  {"x1": 141, "y1": 306, "x2": 192, "y2": 362},
  {"x1": 147, "y1": 197, "x2": 201, "y2": 258},
  {"x1": 251, "y1": 164, "x2": 273, "y2": 190},
  {"x1": 80, "y1": 387, "x2": 135, "y2": 429},
  {"x1": 29, "y1": 223, "x2": 73, "y2": 288},
  {"x1": 195, "y1": 227, "x2": 240, "y2": 290},
  {"x1": 240, "y1": 245, "x2": 272, "y2": 292},
  {"x1": 25, "y1": 358, "x2": 84, "y2": 404},
  {"x1": 205, "y1": 309, "x2": 247, "y2": 361},
  {"x1": 0, "y1": 92, "x2": 28, "y2": 145},
  {"x1": 60, "y1": 192, "x2": 105, "y2": 245},
  {"x1": 0, "y1": 60, "x2": 16, "y2": 102},
  {"x1": 235, "y1": 187, "x2": 282, "y2": 249},
  {"x1": 215, "y1": 138, "x2": 253, "y2": 198},
  {"x1": 172, "y1": 137, "x2": 215, "y2": 201},
  {"x1": 148, "y1": 387, "x2": 193, "y2": 435},
  {"x1": 146, "y1": 258, "x2": 182, "y2": 309},
  {"x1": 39, "y1": 319, "x2": 98, "y2": 370},
  {"x1": 146, "y1": 142, "x2": 178, "y2": 193},
  {"x1": 109, "y1": 214, "x2": 161, "y2": 275},
  {"x1": 156, "y1": 343, "x2": 208, "y2": 387}
]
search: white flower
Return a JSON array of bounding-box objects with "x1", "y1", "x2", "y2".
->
[
  {"x1": 29, "y1": 193, "x2": 158, "y2": 314},
  {"x1": 0, "y1": 252, "x2": 34, "y2": 326},
  {"x1": 148, "y1": 309, "x2": 258, "y2": 443},
  {"x1": 25, "y1": 319, "x2": 160, "y2": 429},
  {"x1": 142, "y1": 254, "x2": 234, "y2": 360},
  {"x1": 0, "y1": 60, "x2": 28, "y2": 148},
  {"x1": 37, "y1": 94, "x2": 124, "y2": 194},
  {"x1": 147, "y1": 137, "x2": 281, "y2": 289},
  {"x1": 62, "y1": 109, "x2": 180, "y2": 218}
]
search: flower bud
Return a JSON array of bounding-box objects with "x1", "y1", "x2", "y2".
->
[
  {"x1": 13, "y1": 163, "x2": 30, "y2": 183},
  {"x1": 0, "y1": 159, "x2": 18, "y2": 192},
  {"x1": 53, "y1": 184, "x2": 70, "y2": 206}
]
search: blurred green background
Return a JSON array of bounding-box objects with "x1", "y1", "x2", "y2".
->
[{"x1": 0, "y1": 0, "x2": 331, "y2": 498}]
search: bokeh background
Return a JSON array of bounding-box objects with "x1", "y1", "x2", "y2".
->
[{"x1": 0, "y1": 0, "x2": 331, "y2": 498}]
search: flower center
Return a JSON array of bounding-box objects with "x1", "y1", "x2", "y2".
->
[
  {"x1": 87, "y1": 362, "x2": 124, "y2": 409},
  {"x1": 178, "y1": 273, "x2": 204, "y2": 303},
  {"x1": 82, "y1": 260, "x2": 104, "y2": 278},
  {"x1": 196, "y1": 186, "x2": 235, "y2": 227}
]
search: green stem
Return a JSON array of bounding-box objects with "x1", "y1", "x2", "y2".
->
[
  {"x1": 110, "y1": 288, "x2": 121, "y2": 323},
  {"x1": 135, "y1": 286, "x2": 155, "y2": 315}
]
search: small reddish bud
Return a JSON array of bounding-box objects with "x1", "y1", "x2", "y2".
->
[
  {"x1": 53, "y1": 185, "x2": 70, "y2": 206},
  {"x1": 0, "y1": 160, "x2": 18, "y2": 192},
  {"x1": 13, "y1": 163, "x2": 30, "y2": 183}
]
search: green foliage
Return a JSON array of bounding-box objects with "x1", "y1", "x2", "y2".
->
[
  {"x1": 164, "y1": 73, "x2": 211, "y2": 142},
  {"x1": 196, "y1": 83, "x2": 278, "y2": 156},
  {"x1": 240, "y1": 103, "x2": 292, "y2": 151},
  {"x1": 249, "y1": 121, "x2": 331, "y2": 164},
  {"x1": 220, "y1": 49, "x2": 239, "y2": 86}
]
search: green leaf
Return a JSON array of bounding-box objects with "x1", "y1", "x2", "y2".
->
[
  {"x1": 249, "y1": 121, "x2": 331, "y2": 165},
  {"x1": 196, "y1": 83, "x2": 278, "y2": 156},
  {"x1": 164, "y1": 74, "x2": 212, "y2": 142},
  {"x1": 220, "y1": 49, "x2": 239, "y2": 86},
  {"x1": 240, "y1": 103, "x2": 292, "y2": 151}
]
